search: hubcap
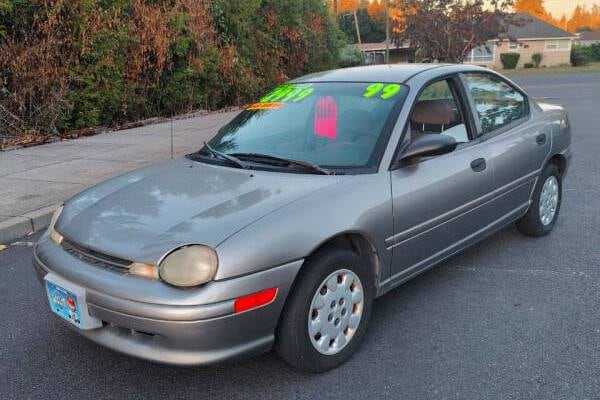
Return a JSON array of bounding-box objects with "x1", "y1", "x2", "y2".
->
[
  {"x1": 539, "y1": 175, "x2": 559, "y2": 226},
  {"x1": 308, "y1": 269, "x2": 364, "y2": 355}
]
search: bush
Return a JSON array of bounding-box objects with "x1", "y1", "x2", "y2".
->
[
  {"x1": 338, "y1": 45, "x2": 363, "y2": 68},
  {"x1": 571, "y1": 47, "x2": 591, "y2": 66},
  {"x1": 0, "y1": 0, "x2": 347, "y2": 136},
  {"x1": 576, "y1": 43, "x2": 600, "y2": 62},
  {"x1": 500, "y1": 53, "x2": 520, "y2": 69},
  {"x1": 588, "y1": 43, "x2": 600, "y2": 61},
  {"x1": 531, "y1": 53, "x2": 543, "y2": 68},
  {"x1": 523, "y1": 62, "x2": 534, "y2": 68}
]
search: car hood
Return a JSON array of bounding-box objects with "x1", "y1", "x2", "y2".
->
[{"x1": 57, "y1": 158, "x2": 342, "y2": 264}]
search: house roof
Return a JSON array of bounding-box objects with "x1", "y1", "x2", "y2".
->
[
  {"x1": 356, "y1": 42, "x2": 389, "y2": 52},
  {"x1": 502, "y1": 13, "x2": 577, "y2": 40},
  {"x1": 578, "y1": 30, "x2": 600, "y2": 41},
  {"x1": 355, "y1": 39, "x2": 410, "y2": 52}
]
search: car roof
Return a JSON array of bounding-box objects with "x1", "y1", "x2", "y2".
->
[{"x1": 292, "y1": 63, "x2": 486, "y2": 84}]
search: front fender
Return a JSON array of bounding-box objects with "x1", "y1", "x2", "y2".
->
[{"x1": 214, "y1": 173, "x2": 393, "y2": 282}]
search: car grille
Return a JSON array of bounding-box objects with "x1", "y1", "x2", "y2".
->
[{"x1": 61, "y1": 238, "x2": 131, "y2": 272}]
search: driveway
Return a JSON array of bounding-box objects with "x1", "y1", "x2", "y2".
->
[{"x1": 1, "y1": 72, "x2": 599, "y2": 400}]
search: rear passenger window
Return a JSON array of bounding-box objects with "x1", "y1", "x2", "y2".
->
[
  {"x1": 463, "y1": 73, "x2": 527, "y2": 135},
  {"x1": 409, "y1": 79, "x2": 469, "y2": 143}
]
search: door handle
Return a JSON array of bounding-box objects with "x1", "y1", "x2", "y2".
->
[
  {"x1": 470, "y1": 158, "x2": 486, "y2": 172},
  {"x1": 536, "y1": 134, "x2": 547, "y2": 145}
]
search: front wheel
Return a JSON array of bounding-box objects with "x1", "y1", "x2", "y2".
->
[
  {"x1": 516, "y1": 164, "x2": 562, "y2": 236},
  {"x1": 275, "y1": 248, "x2": 374, "y2": 373}
]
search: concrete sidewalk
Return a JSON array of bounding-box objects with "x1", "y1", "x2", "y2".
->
[{"x1": 0, "y1": 110, "x2": 238, "y2": 243}]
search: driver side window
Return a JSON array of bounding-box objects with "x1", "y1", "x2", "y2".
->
[{"x1": 409, "y1": 79, "x2": 469, "y2": 144}]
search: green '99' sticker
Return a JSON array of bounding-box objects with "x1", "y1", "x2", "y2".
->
[{"x1": 363, "y1": 83, "x2": 401, "y2": 100}]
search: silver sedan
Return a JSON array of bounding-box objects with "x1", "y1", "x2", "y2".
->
[{"x1": 33, "y1": 64, "x2": 572, "y2": 372}]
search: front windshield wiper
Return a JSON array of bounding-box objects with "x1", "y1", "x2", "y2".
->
[
  {"x1": 228, "y1": 152, "x2": 333, "y2": 175},
  {"x1": 201, "y1": 142, "x2": 248, "y2": 169}
]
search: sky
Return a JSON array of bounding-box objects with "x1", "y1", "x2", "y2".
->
[{"x1": 537, "y1": 0, "x2": 599, "y2": 17}]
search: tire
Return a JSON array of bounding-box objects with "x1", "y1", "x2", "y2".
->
[
  {"x1": 516, "y1": 163, "x2": 562, "y2": 236},
  {"x1": 275, "y1": 247, "x2": 374, "y2": 373}
]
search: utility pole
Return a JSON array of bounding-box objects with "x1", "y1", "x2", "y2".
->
[
  {"x1": 353, "y1": 9, "x2": 361, "y2": 44},
  {"x1": 385, "y1": 0, "x2": 390, "y2": 64}
]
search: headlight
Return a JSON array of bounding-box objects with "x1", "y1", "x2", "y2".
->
[
  {"x1": 159, "y1": 245, "x2": 218, "y2": 287},
  {"x1": 48, "y1": 205, "x2": 64, "y2": 245}
]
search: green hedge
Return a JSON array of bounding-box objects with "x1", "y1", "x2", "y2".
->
[
  {"x1": 338, "y1": 44, "x2": 363, "y2": 68},
  {"x1": 0, "y1": 0, "x2": 347, "y2": 136},
  {"x1": 571, "y1": 47, "x2": 591, "y2": 66},
  {"x1": 500, "y1": 53, "x2": 520, "y2": 69},
  {"x1": 574, "y1": 43, "x2": 600, "y2": 63},
  {"x1": 588, "y1": 43, "x2": 600, "y2": 61}
]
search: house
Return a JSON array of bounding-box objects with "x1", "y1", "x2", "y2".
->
[
  {"x1": 576, "y1": 30, "x2": 600, "y2": 46},
  {"x1": 356, "y1": 13, "x2": 576, "y2": 69},
  {"x1": 356, "y1": 39, "x2": 415, "y2": 65},
  {"x1": 465, "y1": 13, "x2": 577, "y2": 69}
]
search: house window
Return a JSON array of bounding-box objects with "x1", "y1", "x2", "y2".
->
[
  {"x1": 508, "y1": 41, "x2": 518, "y2": 49},
  {"x1": 545, "y1": 40, "x2": 570, "y2": 50},
  {"x1": 466, "y1": 44, "x2": 493, "y2": 63}
]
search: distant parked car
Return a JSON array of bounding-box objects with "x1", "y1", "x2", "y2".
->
[{"x1": 33, "y1": 64, "x2": 571, "y2": 372}]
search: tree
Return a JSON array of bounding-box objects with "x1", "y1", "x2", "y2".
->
[
  {"x1": 338, "y1": 0, "x2": 359, "y2": 13},
  {"x1": 368, "y1": 0, "x2": 385, "y2": 18},
  {"x1": 338, "y1": 7, "x2": 385, "y2": 43},
  {"x1": 567, "y1": 5, "x2": 600, "y2": 32},
  {"x1": 393, "y1": 0, "x2": 516, "y2": 63},
  {"x1": 558, "y1": 14, "x2": 568, "y2": 30},
  {"x1": 513, "y1": 0, "x2": 551, "y2": 22},
  {"x1": 568, "y1": 5, "x2": 586, "y2": 32},
  {"x1": 510, "y1": 1, "x2": 600, "y2": 33}
]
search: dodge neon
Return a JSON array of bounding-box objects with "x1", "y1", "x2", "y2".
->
[{"x1": 33, "y1": 64, "x2": 572, "y2": 372}]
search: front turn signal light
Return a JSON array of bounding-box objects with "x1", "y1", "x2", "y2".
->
[{"x1": 129, "y1": 262, "x2": 159, "y2": 280}]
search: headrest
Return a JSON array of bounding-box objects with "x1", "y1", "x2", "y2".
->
[{"x1": 410, "y1": 100, "x2": 458, "y2": 126}]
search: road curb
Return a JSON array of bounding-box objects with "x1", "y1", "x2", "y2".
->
[{"x1": 0, "y1": 204, "x2": 58, "y2": 244}]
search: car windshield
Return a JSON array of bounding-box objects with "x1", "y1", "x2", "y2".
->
[{"x1": 198, "y1": 82, "x2": 408, "y2": 172}]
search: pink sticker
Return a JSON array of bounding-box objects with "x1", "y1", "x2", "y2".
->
[{"x1": 313, "y1": 96, "x2": 337, "y2": 140}]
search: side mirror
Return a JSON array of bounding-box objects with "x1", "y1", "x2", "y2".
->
[{"x1": 398, "y1": 134, "x2": 457, "y2": 163}]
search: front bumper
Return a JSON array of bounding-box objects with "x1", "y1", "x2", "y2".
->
[{"x1": 33, "y1": 234, "x2": 303, "y2": 366}]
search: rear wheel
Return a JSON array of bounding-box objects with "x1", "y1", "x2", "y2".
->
[
  {"x1": 275, "y1": 248, "x2": 374, "y2": 373},
  {"x1": 516, "y1": 164, "x2": 562, "y2": 236}
]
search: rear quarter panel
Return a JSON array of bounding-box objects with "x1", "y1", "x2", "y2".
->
[{"x1": 538, "y1": 102, "x2": 572, "y2": 164}]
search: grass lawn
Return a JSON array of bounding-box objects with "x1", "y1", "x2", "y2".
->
[{"x1": 502, "y1": 62, "x2": 600, "y2": 76}]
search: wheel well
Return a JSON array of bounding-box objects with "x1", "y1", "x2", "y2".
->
[
  {"x1": 548, "y1": 154, "x2": 566, "y2": 177},
  {"x1": 308, "y1": 233, "x2": 381, "y2": 287}
]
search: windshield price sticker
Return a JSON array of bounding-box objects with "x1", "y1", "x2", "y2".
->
[
  {"x1": 363, "y1": 83, "x2": 401, "y2": 100},
  {"x1": 246, "y1": 102, "x2": 284, "y2": 110},
  {"x1": 259, "y1": 84, "x2": 315, "y2": 104}
]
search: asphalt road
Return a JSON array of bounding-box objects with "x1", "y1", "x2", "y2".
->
[{"x1": 1, "y1": 72, "x2": 599, "y2": 400}]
